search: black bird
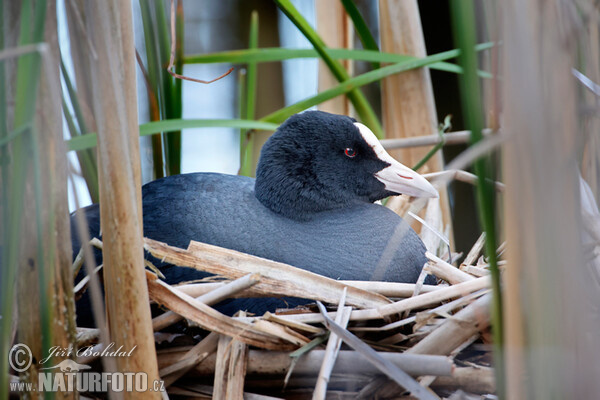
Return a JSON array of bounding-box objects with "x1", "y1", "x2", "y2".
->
[{"x1": 72, "y1": 111, "x2": 438, "y2": 323}]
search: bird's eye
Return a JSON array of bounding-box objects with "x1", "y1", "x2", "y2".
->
[{"x1": 344, "y1": 148, "x2": 357, "y2": 158}]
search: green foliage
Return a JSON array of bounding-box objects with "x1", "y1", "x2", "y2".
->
[
  {"x1": 67, "y1": 119, "x2": 280, "y2": 152},
  {"x1": 274, "y1": 0, "x2": 383, "y2": 138},
  {"x1": 185, "y1": 46, "x2": 493, "y2": 77},
  {"x1": 341, "y1": 0, "x2": 380, "y2": 70},
  {"x1": 139, "y1": 0, "x2": 183, "y2": 177},
  {"x1": 60, "y1": 58, "x2": 99, "y2": 202},
  {"x1": 239, "y1": 11, "x2": 259, "y2": 177},
  {"x1": 260, "y1": 48, "x2": 468, "y2": 124}
]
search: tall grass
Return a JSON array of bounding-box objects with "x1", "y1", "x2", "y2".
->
[
  {"x1": 239, "y1": 10, "x2": 259, "y2": 177},
  {"x1": 450, "y1": 0, "x2": 503, "y2": 396},
  {"x1": 0, "y1": 0, "x2": 51, "y2": 396},
  {"x1": 139, "y1": 0, "x2": 183, "y2": 178}
]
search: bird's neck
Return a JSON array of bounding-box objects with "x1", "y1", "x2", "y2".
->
[{"x1": 254, "y1": 172, "x2": 353, "y2": 221}]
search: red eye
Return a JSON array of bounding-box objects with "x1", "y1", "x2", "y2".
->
[{"x1": 344, "y1": 148, "x2": 357, "y2": 158}]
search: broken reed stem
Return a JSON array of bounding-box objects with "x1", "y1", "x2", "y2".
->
[
  {"x1": 381, "y1": 129, "x2": 492, "y2": 150},
  {"x1": 276, "y1": 276, "x2": 490, "y2": 324},
  {"x1": 313, "y1": 288, "x2": 350, "y2": 400},
  {"x1": 152, "y1": 273, "x2": 260, "y2": 331},
  {"x1": 408, "y1": 293, "x2": 491, "y2": 355},
  {"x1": 157, "y1": 349, "x2": 453, "y2": 378},
  {"x1": 316, "y1": 302, "x2": 439, "y2": 400},
  {"x1": 160, "y1": 332, "x2": 220, "y2": 387},
  {"x1": 425, "y1": 252, "x2": 475, "y2": 284},
  {"x1": 144, "y1": 238, "x2": 392, "y2": 309},
  {"x1": 146, "y1": 272, "x2": 294, "y2": 350},
  {"x1": 462, "y1": 232, "x2": 486, "y2": 267},
  {"x1": 175, "y1": 280, "x2": 440, "y2": 299},
  {"x1": 425, "y1": 169, "x2": 505, "y2": 192}
]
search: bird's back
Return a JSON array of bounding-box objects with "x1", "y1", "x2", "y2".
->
[
  {"x1": 71, "y1": 173, "x2": 429, "y2": 319},
  {"x1": 140, "y1": 173, "x2": 428, "y2": 284}
]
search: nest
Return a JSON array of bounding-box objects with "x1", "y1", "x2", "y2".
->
[{"x1": 74, "y1": 224, "x2": 499, "y2": 399}]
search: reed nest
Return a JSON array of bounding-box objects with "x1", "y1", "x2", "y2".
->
[{"x1": 72, "y1": 191, "x2": 500, "y2": 400}]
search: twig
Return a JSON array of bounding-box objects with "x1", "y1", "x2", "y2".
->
[
  {"x1": 425, "y1": 252, "x2": 475, "y2": 284},
  {"x1": 408, "y1": 293, "x2": 491, "y2": 355},
  {"x1": 424, "y1": 170, "x2": 505, "y2": 192},
  {"x1": 431, "y1": 367, "x2": 495, "y2": 394},
  {"x1": 462, "y1": 232, "x2": 486, "y2": 267},
  {"x1": 157, "y1": 348, "x2": 454, "y2": 378},
  {"x1": 160, "y1": 332, "x2": 219, "y2": 387},
  {"x1": 144, "y1": 238, "x2": 391, "y2": 309},
  {"x1": 572, "y1": 68, "x2": 600, "y2": 96},
  {"x1": 146, "y1": 272, "x2": 294, "y2": 350},
  {"x1": 152, "y1": 273, "x2": 261, "y2": 331},
  {"x1": 175, "y1": 280, "x2": 440, "y2": 299},
  {"x1": 355, "y1": 289, "x2": 488, "y2": 333},
  {"x1": 73, "y1": 264, "x2": 103, "y2": 297},
  {"x1": 313, "y1": 289, "x2": 350, "y2": 400},
  {"x1": 167, "y1": 0, "x2": 233, "y2": 84},
  {"x1": 444, "y1": 133, "x2": 506, "y2": 173},
  {"x1": 316, "y1": 302, "x2": 439, "y2": 400},
  {"x1": 380, "y1": 129, "x2": 492, "y2": 150}
]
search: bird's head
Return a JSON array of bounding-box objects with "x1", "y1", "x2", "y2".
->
[{"x1": 255, "y1": 111, "x2": 438, "y2": 220}]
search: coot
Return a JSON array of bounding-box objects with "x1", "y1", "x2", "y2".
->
[{"x1": 72, "y1": 111, "x2": 438, "y2": 323}]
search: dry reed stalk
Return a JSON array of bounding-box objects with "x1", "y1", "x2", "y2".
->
[
  {"x1": 313, "y1": 308, "x2": 352, "y2": 396},
  {"x1": 172, "y1": 383, "x2": 284, "y2": 400},
  {"x1": 581, "y1": 8, "x2": 600, "y2": 199},
  {"x1": 144, "y1": 238, "x2": 391, "y2": 309},
  {"x1": 360, "y1": 289, "x2": 486, "y2": 334},
  {"x1": 152, "y1": 273, "x2": 260, "y2": 331},
  {"x1": 155, "y1": 349, "x2": 453, "y2": 378},
  {"x1": 73, "y1": 264, "x2": 102, "y2": 296},
  {"x1": 277, "y1": 275, "x2": 490, "y2": 324},
  {"x1": 262, "y1": 312, "x2": 324, "y2": 334},
  {"x1": 430, "y1": 367, "x2": 495, "y2": 395},
  {"x1": 11, "y1": 2, "x2": 77, "y2": 395},
  {"x1": 313, "y1": 289, "x2": 351, "y2": 399},
  {"x1": 146, "y1": 272, "x2": 294, "y2": 350},
  {"x1": 502, "y1": 0, "x2": 600, "y2": 398},
  {"x1": 460, "y1": 266, "x2": 490, "y2": 277},
  {"x1": 175, "y1": 280, "x2": 440, "y2": 299},
  {"x1": 461, "y1": 232, "x2": 486, "y2": 268},
  {"x1": 160, "y1": 332, "x2": 219, "y2": 387},
  {"x1": 316, "y1": 0, "x2": 352, "y2": 115},
  {"x1": 408, "y1": 293, "x2": 491, "y2": 355},
  {"x1": 84, "y1": 2, "x2": 161, "y2": 392},
  {"x1": 213, "y1": 335, "x2": 231, "y2": 399},
  {"x1": 385, "y1": 193, "x2": 412, "y2": 218},
  {"x1": 381, "y1": 129, "x2": 491, "y2": 150},
  {"x1": 379, "y1": 0, "x2": 452, "y2": 240},
  {"x1": 425, "y1": 252, "x2": 475, "y2": 284},
  {"x1": 420, "y1": 198, "x2": 444, "y2": 254},
  {"x1": 252, "y1": 320, "x2": 310, "y2": 346},
  {"x1": 161, "y1": 386, "x2": 211, "y2": 399},
  {"x1": 316, "y1": 303, "x2": 440, "y2": 400},
  {"x1": 226, "y1": 327, "x2": 249, "y2": 400},
  {"x1": 424, "y1": 170, "x2": 505, "y2": 193},
  {"x1": 41, "y1": 5, "x2": 79, "y2": 388},
  {"x1": 76, "y1": 327, "x2": 100, "y2": 348}
]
